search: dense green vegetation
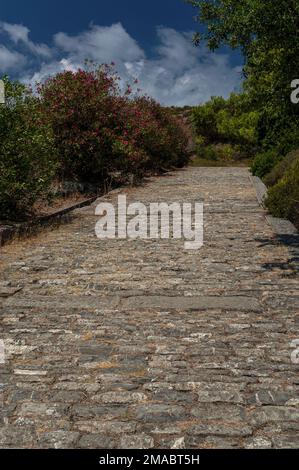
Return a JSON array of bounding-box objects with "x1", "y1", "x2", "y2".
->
[
  {"x1": 266, "y1": 150, "x2": 299, "y2": 227},
  {"x1": 192, "y1": 93, "x2": 259, "y2": 163},
  {"x1": 189, "y1": 0, "x2": 299, "y2": 228},
  {"x1": 0, "y1": 78, "x2": 57, "y2": 219},
  {"x1": 0, "y1": 68, "x2": 190, "y2": 221}
]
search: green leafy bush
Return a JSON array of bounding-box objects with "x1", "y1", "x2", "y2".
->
[
  {"x1": 189, "y1": 1, "x2": 299, "y2": 225},
  {"x1": 0, "y1": 78, "x2": 57, "y2": 219},
  {"x1": 195, "y1": 143, "x2": 218, "y2": 161},
  {"x1": 251, "y1": 150, "x2": 281, "y2": 179},
  {"x1": 215, "y1": 143, "x2": 237, "y2": 162},
  {"x1": 257, "y1": 112, "x2": 299, "y2": 156},
  {"x1": 192, "y1": 96, "x2": 226, "y2": 143},
  {"x1": 192, "y1": 92, "x2": 259, "y2": 161},
  {"x1": 265, "y1": 159, "x2": 299, "y2": 227},
  {"x1": 217, "y1": 109, "x2": 259, "y2": 150},
  {"x1": 195, "y1": 135, "x2": 209, "y2": 157},
  {"x1": 203, "y1": 145, "x2": 220, "y2": 161},
  {"x1": 264, "y1": 149, "x2": 299, "y2": 187}
]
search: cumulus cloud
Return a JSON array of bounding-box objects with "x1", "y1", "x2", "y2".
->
[
  {"x1": 22, "y1": 59, "x2": 79, "y2": 85},
  {"x1": 0, "y1": 45, "x2": 25, "y2": 71},
  {"x1": 0, "y1": 21, "x2": 51, "y2": 57},
  {"x1": 126, "y1": 27, "x2": 242, "y2": 106},
  {"x1": 0, "y1": 21, "x2": 242, "y2": 105},
  {"x1": 54, "y1": 23, "x2": 145, "y2": 64}
]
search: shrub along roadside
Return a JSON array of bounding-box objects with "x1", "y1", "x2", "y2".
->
[
  {"x1": 190, "y1": 90, "x2": 299, "y2": 229},
  {"x1": 0, "y1": 78, "x2": 57, "y2": 220},
  {"x1": 0, "y1": 68, "x2": 190, "y2": 221},
  {"x1": 265, "y1": 150, "x2": 299, "y2": 228},
  {"x1": 264, "y1": 149, "x2": 299, "y2": 187},
  {"x1": 189, "y1": 0, "x2": 299, "y2": 228},
  {"x1": 39, "y1": 68, "x2": 190, "y2": 183},
  {"x1": 251, "y1": 147, "x2": 299, "y2": 230},
  {"x1": 250, "y1": 150, "x2": 282, "y2": 179}
]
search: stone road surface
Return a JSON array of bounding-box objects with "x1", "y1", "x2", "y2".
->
[{"x1": 1, "y1": 167, "x2": 299, "y2": 449}]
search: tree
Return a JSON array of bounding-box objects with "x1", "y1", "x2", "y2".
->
[{"x1": 188, "y1": 0, "x2": 299, "y2": 151}]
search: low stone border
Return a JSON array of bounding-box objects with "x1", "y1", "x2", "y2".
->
[
  {"x1": 250, "y1": 175, "x2": 268, "y2": 206},
  {"x1": 0, "y1": 196, "x2": 97, "y2": 247},
  {"x1": 250, "y1": 175, "x2": 299, "y2": 271},
  {"x1": 0, "y1": 174, "x2": 158, "y2": 248}
]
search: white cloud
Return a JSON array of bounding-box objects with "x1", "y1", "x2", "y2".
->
[
  {"x1": 1, "y1": 22, "x2": 29, "y2": 43},
  {"x1": 125, "y1": 28, "x2": 242, "y2": 106},
  {"x1": 0, "y1": 21, "x2": 51, "y2": 57},
  {"x1": 0, "y1": 45, "x2": 25, "y2": 72},
  {"x1": 21, "y1": 58, "x2": 82, "y2": 85},
  {"x1": 54, "y1": 23, "x2": 145, "y2": 64},
  {"x1": 0, "y1": 21, "x2": 242, "y2": 105}
]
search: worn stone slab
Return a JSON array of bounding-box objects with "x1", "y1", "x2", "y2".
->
[
  {"x1": 121, "y1": 295, "x2": 261, "y2": 312},
  {"x1": 266, "y1": 216, "x2": 298, "y2": 236},
  {"x1": 0, "y1": 287, "x2": 23, "y2": 298},
  {"x1": 3, "y1": 295, "x2": 119, "y2": 310}
]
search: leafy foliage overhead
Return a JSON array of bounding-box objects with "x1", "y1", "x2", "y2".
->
[{"x1": 188, "y1": 0, "x2": 299, "y2": 113}]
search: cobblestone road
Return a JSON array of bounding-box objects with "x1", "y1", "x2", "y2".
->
[{"x1": 1, "y1": 167, "x2": 299, "y2": 449}]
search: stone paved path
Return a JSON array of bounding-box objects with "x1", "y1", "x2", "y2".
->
[{"x1": 1, "y1": 167, "x2": 299, "y2": 449}]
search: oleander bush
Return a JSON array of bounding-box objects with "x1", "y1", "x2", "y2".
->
[
  {"x1": 0, "y1": 66, "x2": 190, "y2": 221},
  {"x1": 39, "y1": 67, "x2": 189, "y2": 182},
  {"x1": 39, "y1": 66, "x2": 131, "y2": 182},
  {"x1": 133, "y1": 97, "x2": 190, "y2": 171}
]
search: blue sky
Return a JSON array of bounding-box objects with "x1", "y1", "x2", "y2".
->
[{"x1": 0, "y1": 0, "x2": 243, "y2": 105}]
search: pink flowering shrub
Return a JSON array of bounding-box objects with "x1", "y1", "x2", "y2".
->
[
  {"x1": 39, "y1": 66, "x2": 190, "y2": 183},
  {"x1": 132, "y1": 97, "x2": 190, "y2": 171}
]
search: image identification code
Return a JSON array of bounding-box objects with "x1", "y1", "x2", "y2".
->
[{"x1": 99, "y1": 454, "x2": 201, "y2": 467}]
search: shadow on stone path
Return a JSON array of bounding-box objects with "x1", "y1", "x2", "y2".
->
[{"x1": 0, "y1": 167, "x2": 299, "y2": 449}]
